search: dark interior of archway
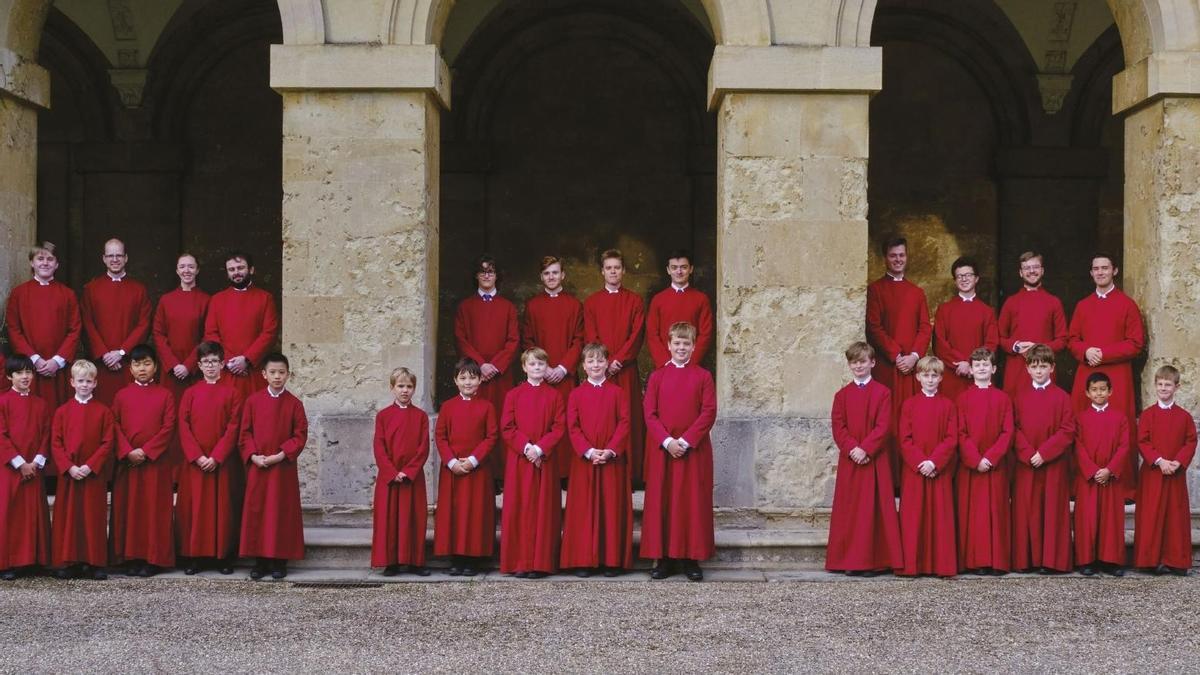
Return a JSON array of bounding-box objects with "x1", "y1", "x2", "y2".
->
[{"x1": 437, "y1": 0, "x2": 717, "y2": 402}]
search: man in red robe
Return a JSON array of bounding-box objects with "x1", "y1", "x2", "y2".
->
[
  {"x1": 1067, "y1": 253, "x2": 1144, "y2": 497},
  {"x1": 827, "y1": 342, "x2": 902, "y2": 575},
  {"x1": 1133, "y1": 365, "x2": 1197, "y2": 575},
  {"x1": 933, "y1": 257, "x2": 999, "y2": 402},
  {"x1": 1011, "y1": 345, "x2": 1075, "y2": 574},
  {"x1": 583, "y1": 249, "x2": 645, "y2": 485},
  {"x1": 454, "y1": 255, "x2": 518, "y2": 479},
  {"x1": 203, "y1": 252, "x2": 279, "y2": 400},
  {"x1": 641, "y1": 323, "x2": 717, "y2": 581},
  {"x1": 109, "y1": 345, "x2": 177, "y2": 576},
  {"x1": 371, "y1": 367, "x2": 431, "y2": 576},
  {"x1": 998, "y1": 251, "x2": 1068, "y2": 395},
  {"x1": 1073, "y1": 372, "x2": 1130, "y2": 576},
  {"x1": 645, "y1": 249, "x2": 714, "y2": 369},
  {"x1": 522, "y1": 255, "x2": 584, "y2": 480},
  {"x1": 153, "y1": 253, "x2": 210, "y2": 404},
  {"x1": 4, "y1": 242, "x2": 82, "y2": 410},
  {"x1": 81, "y1": 239, "x2": 152, "y2": 407},
  {"x1": 239, "y1": 353, "x2": 308, "y2": 580},
  {"x1": 0, "y1": 356, "x2": 52, "y2": 579}
]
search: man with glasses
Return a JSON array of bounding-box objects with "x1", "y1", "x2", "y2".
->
[
  {"x1": 997, "y1": 251, "x2": 1068, "y2": 396},
  {"x1": 933, "y1": 257, "x2": 999, "y2": 401},
  {"x1": 80, "y1": 238, "x2": 152, "y2": 406}
]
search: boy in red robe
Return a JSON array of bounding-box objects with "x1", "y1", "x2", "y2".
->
[
  {"x1": 109, "y1": 345, "x2": 177, "y2": 576},
  {"x1": 561, "y1": 342, "x2": 633, "y2": 576},
  {"x1": 1011, "y1": 344, "x2": 1075, "y2": 574},
  {"x1": 0, "y1": 355, "x2": 51, "y2": 580},
  {"x1": 583, "y1": 249, "x2": 646, "y2": 485},
  {"x1": 645, "y1": 249, "x2": 714, "y2": 369},
  {"x1": 434, "y1": 358, "x2": 499, "y2": 576},
  {"x1": 933, "y1": 257, "x2": 999, "y2": 402},
  {"x1": 203, "y1": 252, "x2": 279, "y2": 400},
  {"x1": 827, "y1": 341, "x2": 902, "y2": 576},
  {"x1": 51, "y1": 360, "x2": 115, "y2": 579},
  {"x1": 897, "y1": 356, "x2": 957, "y2": 577},
  {"x1": 4, "y1": 241, "x2": 82, "y2": 410},
  {"x1": 998, "y1": 252, "x2": 1068, "y2": 395},
  {"x1": 1073, "y1": 372, "x2": 1130, "y2": 576},
  {"x1": 642, "y1": 322, "x2": 717, "y2": 581},
  {"x1": 522, "y1": 255, "x2": 584, "y2": 480},
  {"x1": 955, "y1": 348, "x2": 1014, "y2": 575},
  {"x1": 454, "y1": 255, "x2": 519, "y2": 479},
  {"x1": 153, "y1": 253, "x2": 211, "y2": 404},
  {"x1": 500, "y1": 348, "x2": 566, "y2": 578},
  {"x1": 240, "y1": 353, "x2": 308, "y2": 580},
  {"x1": 371, "y1": 367, "x2": 431, "y2": 577},
  {"x1": 1133, "y1": 365, "x2": 1196, "y2": 576},
  {"x1": 80, "y1": 239, "x2": 152, "y2": 407},
  {"x1": 177, "y1": 341, "x2": 244, "y2": 575}
]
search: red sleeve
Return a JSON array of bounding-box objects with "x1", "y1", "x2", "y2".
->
[
  {"x1": 399, "y1": 412, "x2": 431, "y2": 478},
  {"x1": 1180, "y1": 412, "x2": 1198, "y2": 468},
  {"x1": 830, "y1": 389, "x2": 856, "y2": 457},
  {"x1": 238, "y1": 397, "x2": 258, "y2": 462},
  {"x1": 957, "y1": 398, "x2": 984, "y2": 469},
  {"x1": 606, "y1": 388, "x2": 631, "y2": 456},
  {"x1": 642, "y1": 371, "x2": 670, "y2": 451},
  {"x1": 983, "y1": 306, "x2": 1000, "y2": 352},
  {"x1": 930, "y1": 402, "x2": 958, "y2": 470},
  {"x1": 279, "y1": 398, "x2": 308, "y2": 462},
  {"x1": 997, "y1": 299, "x2": 1018, "y2": 354},
  {"x1": 520, "y1": 303, "x2": 537, "y2": 353},
  {"x1": 534, "y1": 393, "x2": 566, "y2": 457},
  {"x1": 912, "y1": 290, "x2": 933, "y2": 356},
  {"x1": 1013, "y1": 401, "x2": 1035, "y2": 466},
  {"x1": 679, "y1": 372, "x2": 717, "y2": 448},
  {"x1": 471, "y1": 403, "x2": 499, "y2": 462},
  {"x1": 490, "y1": 303, "x2": 520, "y2": 374},
  {"x1": 981, "y1": 397, "x2": 1014, "y2": 465},
  {"x1": 242, "y1": 294, "x2": 279, "y2": 366},
  {"x1": 1067, "y1": 302, "x2": 1088, "y2": 361},
  {"x1": 212, "y1": 391, "x2": 243, "y2": 464},
  {"x1": 202, "y1": 295, "x2": 222, "y2": 344},
  {"x1": 865, "y1": 283, "x2": 899, "y2": 364},
  {"x1": 178, "y1": 391, "x2": 203, "y2": 463},
  {"x1": 454, "y1": 302, "x2": 487, "y2": 364},
  {"x1": 645, "y1": 295, "x2": 667, "y2": 367},
  {"x1": 84, "y1": 409, "x2": 116, "y2": 475},
  {"x1": 142, "y1": 392, "x2": 177, "y2": 461},
  {"x1": 1037, "y1": 401, "x2": 1075, "y2": 462},
  {"x1": 373, "y1": 412, "x2": 400, "y2": 481},
  {"x1": 932, "y1": 303, "x2": 961, "y2": 364},
  {"x1": 113, "y1": 396, "x2": 134, "y2": 459},
  {"x1": 567, "y1": 393, "x2": 589, "y2": 456},
  {"x1": 695, "y1": 294, "x2": 715, "y2": 364},
  {"x1": 1098, "y1": 300, "x2": 1145, "y2": 363},
  {"x1": 1074, "y1": 422, "x2": 1101, "y2": 478},
  {"x1": 1136, "y1": 408, "x2": 1158, "y2": 465},
  {"x1": 1105, "y1": 416, "x2": 1131, "y2": 476},
  {"x1": 500, "y1": 389, "x2": 530, "y2": 457},
  {"x1": 152, "y1": 300, "x2": 181, "y2": 370},
  {"x1": 184, "y1": 296, "x2": 209, "y2": 371},
  {"x1": 0, "y1": 400, "x2": 18, "y2": 465},
  {"x1": 51, "y1": 408, "x2": 70, "y2": 474},
  {"x1": 860, "y1": 388, "x2": 890, "y2": 458},
  {"x1": 898, "y1": 399, "x2": 923, "y2": 471},
  {"x1": 80, "y1": 284, "x2": 109, "y2": 357},
  {"x1": 434, "y1": 404, "x2": 455, "y2": 466},
  {"x1": 560, "y1": 303, "x2": 585, "y2": 372},
  {"x1": 1049, "y1": 298, "x2": 1068, "y2": 353},
  {"x1": 119, "y1": 285, "x2": 152, "y2": 353},
  {"x1": 612, "y1": 297, "x2": 645, "y2": 364},
  {"x1": 5, "y1": 289, "x2": 36, "y2": 357}
]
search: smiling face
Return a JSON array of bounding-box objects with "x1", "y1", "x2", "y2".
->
[
  {"x1": 523, "y1": 355, "x2": 548, "y2": 382},
  {"x1": 103, "y1": 240, "x2": 127, "y2": 275},
  {"x1": 540, "y1": 262, "x2": 563, "y2": 293},
  {"x1": 8, "y1": 368, "x2": 34, "y2": 394},
  {"x1": 1087, "y1": 380, "x2": 1111, "y2": 407},
  {"x1": 71, "y1": 372, "x2": 97, "y2": 399},
  {"x1": 30, "y1": 249, "x2": 59, "y2": 281},
  {"x1": 953, "y1": 264, "x2": 978, "y2": 295},
  {"x1": 130, "y1": 357, "x2": 157, "y2": 385},
  {"x1": 885, "y1": 244, "x2": 907, "y2": 276},
  {"x1": 176, "y1": 255, "x2": 198, "y2": 287},
  {"x1": 1090, "y1": 256, "x2": 1117, "y2": 289},
  {"x1": 669, "y1": 334, "x2": 695, "y2": 363},
  {"x1": 262, "y1": 361, "x2": 290, "y2": 390},
  {"x1": 601, "y1": 257, "x2": 624, "y2": 287},
  {"x1": 667, "y1": 257, "x2": 692, "y2": 287},
  {"x1": 1026, "y1": 361, "x2": 1053, "y2": 386},
  {"x1": 225, "y1": 257, "x2": 253, "y2": 287},
  {"x1": 1019, "y1": 256, "x2": 1044, "y2": 288},
  {"x1": 455, "y1": 369, "x2": 481, "y2": 397},
  {"x1": 476, "y1": 262, "x2": 497, "y2": 292},
  {"x1": 848, "y1": 357, "x2": 874, "y2": 380},
  {"x1": 392, "y1": 379, "x2": 415, "y2": 406},
  {"x1": 583, "y1": 352, "x2": 608, "y2": 380},
  {"x1": 1155, "y1": 377, "x2": 1178, "y2": 404},
  {"x1": 198, "y1": 354, "x2": 223, "y2": 382},
  {"x1": 970, "y1": 358, "x2": 996, "y2": 385}
]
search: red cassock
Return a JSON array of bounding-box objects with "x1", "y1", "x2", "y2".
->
[
  {"x1": 1133, "y1": 403, "x2": 1197, "y2": 570},
  {"x1": 50, "y1": 398, "x2": 115, "y2": 567},
  {"x1": 955, "y1": 386, "x2": 1014, "y2": 572},
  {"x1": 641, "y1": 364, "x2": 717, "y2": 562},
  {"x1": 522, "y1": 291, "x2": 584, "y2": 478},
  {"x1": 176, "y1": 380, "x2": 243, "y2": 559},
  {"x1": 0, "y1": 391, "x2": 51, "y2": 570},
  {"x1": 153, "y1": 287, "x2": 211, "y2": 403},
  {"x1": 865, "y1": 276, "x2": 932, "y2": 481},
  {"x1": 897, "y1": 393, "x2": 958, "y2": 577},
  {"x1": 560, "y1": 380, "x2": 633, "y2": 570},
  {"x1": 1067, "y1": 289, "x2": 1144, "y2": 497},
  {"x1": 371, "y1": 403, "x2": 430, "y2": 568},
  {"x1": 81, "y1": 275, "x2": 152, "y2": 407},
  {"x1": 434, "y1": 396, "x2": 498, "y2": 557},
  {"x1": 239, "y1": 390, "x2": 308, "y2": 560},
  {"x1": 202, "y1": 286, "x2": 279, "y2": 400},
  {"x1": 997, "y1": 287, "x2": 1068, "y2": 395},
  {"x1": 826, "y1": 380, "x2": 902, "y2": 572},
  {"x1": 499, "y1": 382, "x2": 566, "y2": 574},
  {"x1": 5, "y1": 279, "x2": 82, "y2": 410},
  {"x1": 1073, "y1": 406, "x2": 1130, "y2": 567},
  {"x1": 645, "y1": 286, "x2": 714, "y2": 368},
  {"x1": 1011, "y1": 384, "x2": 1075, "y2": 572},
  {"x1": 110, "y1": 382, "x2": 178, "y2": 567},
  {"x1": 933, "y1": 296, "x2": 999, "y2": 402},
  {"x1": 0, "y1": 362, "x2": 7, "y2": 393},
  {"x1": 583, "y1": 288, "x2": 645, "y2": 484},
  {"x1": 455, "y1": 294, "x2": 519, "y2": 477}
]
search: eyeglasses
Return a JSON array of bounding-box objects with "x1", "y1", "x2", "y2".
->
[
  {"x1": 954, "y1": 273, "x2": 977, "y2": 280},
  {"x1": 198, "y1": 359, "x2": 223, "y2": 366},
  {"x1": 477, "y1": 269, "x2": 496, "y2": 276}
]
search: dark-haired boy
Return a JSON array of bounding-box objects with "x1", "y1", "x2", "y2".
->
[
  {"x1": 0, "y1": 355, "x2": 51, "y2": 579},
  {"x1": 1073, "y1": 371, "x2": 1130, "y2": 576}
]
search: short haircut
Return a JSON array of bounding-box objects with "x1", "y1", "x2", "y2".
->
[
  {"x1": 454, "y1": 357, "x2": 482, "y2": 378},
  {"x1": 390, "y1": 366, "x2": 417, "y2": 388},
  {"x1": 5, "y1": 354, "x2": 34, "y2": 374},
  {"x1": 29, "y1": 241, "x2": 57, "y2": 260},
  {"x1": 197, "y1": 341, "x2": 225, "y2": 360},
  {"x1": 668, "y1": 322, "x2": 697, "y2": 342},
  {"x1": 1090, "y1": 252, "x2": 1118, "y2": 269},
  {"x1": 472, "y1": 254, "x2": 500, "y2": 286},
  {"x1": 845, "y1": 341, "x2": 875, "y2": 362},
  {"x1": 599, "y1": 249, "x2": 624, "y2": 267},
  {"x1": 522, "y1": 347, "x2": 549, "y2": 364},
  {"x1": 71, "y1": 359, "x2": 98, "y2": 379},
  {"x1": 1086, "y1": 372, "x2": 1112, "y2": 389},
  {"x1": 969, "y1": 347, "x2": 995, "y2": 365},
  {"x1": 225, "y1": 251, "x2": 254, "y2": 268},
  {"x1": 915, "y1": 355, "x2": 944, "y2": 375},
  {"x1": 262, "y1": 352, "x2": 290, "y2": 370},
  {"x1": 539, "y1": 255, "x2": 563, "y2": 272},
  {"x1": 1024, "y1": 344, "x2": 1055, "y2": 366},
  {"x1": 1155, "y1": 364, "x2": 1181, "y2": 385},
  {"x1": 128, "y1": 344, "x2": 157, "y2": 363},
  {"x1": 950, "y1": 256, "x2": 978, "y2": 278},
  {"x1": 1018, "y1": 251, "x2": 1043, "y2": 266},
  {"x1": 177, "y1": 252, "x2": 198, "y2": 265},
  {"x1": 881, "y1": 236, "x2": 907, "y2": 256},
  {"x1": 581, "y1": 342, "x2": 609, "y2": 361},
  {"x1": 666, "y1": 248, "x2": 693, "y2": 266}
]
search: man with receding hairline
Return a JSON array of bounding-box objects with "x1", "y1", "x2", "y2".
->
[{"x1": 80, "y1": 238, "x2": 152, "y2": 407}]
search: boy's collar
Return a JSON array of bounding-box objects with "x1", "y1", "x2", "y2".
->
[
  {"x1": 671, "y1": 282, "x2": 689, "y2": 292},
  {"x1": 34, "y1": 276, "x2": 53, "y2": 285},
  {"x1": 1032, "y1": 380, "x2": 1051, "y2": 390},
  {"x1": 921, "y1": 389, "x2": 938, "y2": 397},
  {"x1": 587, "y1": 377, "x2": 606, "y2": 387},
  {"x1": 203, "y1": 378, "x2": 221, "y2": 384},
  {"x1": 394, "y1": 400, "x2": 410, "y2": 409},
  {"x1": 1095, "y1": 284, "x2": 1115, "y2": 298},
  {"x1": 527, "y1": 379, "x2": 543, "y2": 387},
  {"x1": 1158, "y1": 399, "x2": 1175, "y2": 410},
  {"x1": 267, "y1": 386, "x2": 286, "y2": 398},
  {"x1": 459, "y1": 393, "x2": 473, "y2": 401},
  {"x1": 852, "y1": 376, "x2": 871, "y2": 386},
  {"x1": 1092, "y1": 402, "x2": 1109, "y2": 412},
  {"x1": 958, "y1": 292, "x2": 976, "y2": 302},
  {"x1": 973, "y1": 382, "x2": 992, "y2": 389},
  {"x1": 134, "y1": 380, "x2": 152, "y2": 387},
  {"x1": 477, "y1": 288, "x2": 495, "y2": 299},
  {"x1": 668, "y1": 359, "x2": 690, "y2": 368},
  {"x1": 74, "y1": 393, "x2": 93, "y2": 404}
]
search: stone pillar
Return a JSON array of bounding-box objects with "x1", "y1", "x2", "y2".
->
[
  {"x1": 271, "y1": 45, "x2": 450, "y2": 512},
  {"x1": 0, "y1": 48, "x2": 49, "y2": 303},
  {"x1": 708, "y1": 46, "x2": 881, "y2": 512}
]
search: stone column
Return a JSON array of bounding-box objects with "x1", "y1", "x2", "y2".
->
[
  {"x1": 0, "y1": 48, "x2": 49, "y2": 301},
  {"x1": 271, "y1": 44, "x2": 450, "y2": 512},
  {"x1": 707, "y1": 46, "x2": 881, "y2": 513}
]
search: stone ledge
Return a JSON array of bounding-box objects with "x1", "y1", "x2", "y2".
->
[
  {"x1": 270, "y1": 44, "x2": 451, "y2": 109},
  {"x1": 0, "y1": 46, "x2": 50, "y2": 109},
  {"x1": 1113, "y1": 51, "x2": 1200, "y2": 114},
  {"x1": 707, "y1": 45, "x2": 882, "y2": 110}
]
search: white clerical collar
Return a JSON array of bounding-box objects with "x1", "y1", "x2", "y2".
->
[
  {"x1": 1158, "y1": 399, "x2": 1175, "y2": 410},
  {"x1": 1032, "y1": 381, "x2": 1050, "y2": 390},
  {"x1": 34, "y1": 276, "x2": 53, "y2": 286},
  {"x1": 958, "y1": 293, "x2": 976, "y2": 302},
  {"x1": 1092, "y1": 403, "x2": 1109, "y2": 412},
  {"x1": 107, "y1": 272, "x2": 126, "y2": 281},
  {"x1": 203, "y1": 379, "x2": 222, "y2": 385},
  {"x1": 527, "y1": 380, "x2": 543, "y2": 387},
  {"x1": 544, "y1": 288, "x2": 560, "y2": 298},
  {"x1": 668, "y1": 359, "x2": 690, "y2": 368},
  {"x1": 75, "y1": 394, "x2": 93, "y2": 404},
  {"x1": 587, "y1": 377, "x2": 606, "y2": 387},
  {"x1": 15, "y1": 390, "x2": 30, "y2": 397},
  {"x1": 671, "y1": 283, "x2": 689, "y2": 292},
  {"x1": 267, "y1": 387, "x2": 285, "y2": 398},
  {"x1": 477, "y1": 289, "x2": 495, "y2": 299},
  {"x1": 180, "y1": 285, "x2": 196, "y2": 292},
  {"x1": 974, "y1": 383, "x2": 992, "y2": 389},
  {"x1": 134, "y1": 380, "x2": 151, "y2": 387},
  {"x1": 1024, "y1": 285, "x2": 1041, "y2": 292},
  {"x1": 887, "y1": 273, "x2": 904, "y2": 282},
  {"x1": 922, "y1": 390, "x2": 937, "y2": 398},
  {"x1": 853, "y1": 376, "x2": 872, "y2": 387},
  {"x1": 604, "y1": 285, "x2": 621, "y2": 294},
  {"x1": 460, "y1": 394, "x2": 473, "y2": 401},
  {"x1": 1095, "y1": 285, "x2": 1115, "y2": 299}
]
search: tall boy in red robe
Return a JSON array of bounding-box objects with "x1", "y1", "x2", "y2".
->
[
  {"x1": 1011, "y1": 344, "x2": 1075, "y2": 574},
  {"x1": 0, "y1": 355, "x2": 51, "y2": 580},
  {"x1": 561, "y1": 343, "x2": 633, "y2": 576},
  {"x1": 109, "y1": 345, "x2": 177, "y2": 576},
  {"x1": 642, "y1": 322, "x2": 717, "y2": 581},
  {"x1": 5, "y1": 242, "x2": 82, "y2": 410},
  {"x1": 583, "y1": 249, "x2": 646, "y2": 485},
  {"x1": 51, "y1": 360, "x2": 115, "y2": 579},
  {"x1": 176, "y1": 341, "x2": 244, "y2": 575},
  {"x1": 80, "y1": 239, "x2": 152, "y2": 407},
  {"x1": 998, "y1": 252, "x2": 1068, "y2": 395},
  {"x1": 153, "y1": 253, "x2": 210, "y2": 404},
  {"x1": 371, "y1": 367, "x2": 431, "y2": 577},
  {"x1": 1073, "y1": 372, "x2": 1130, "y2": 576},
  {"x1": 239, "y1": 353, "x2": 308, "y2": 580},
  {"x1": 500, "y1": 348, "x2": 566, "y2": 578},
  {"x1": 955, "y1": 348, "x2": 1014, "y2": 575},
  {"x1": 1133, "y1": 365, "x2": 1197, "y2": 575},
  {"x1": 434, "y1": 358, "x2": 499, "y2": 577},
  {"x1": 203, "y1": 252, "x2": 279, "y2": 400},
  {"x1": 522, "y1": 255, "x2": 584, "y2": 479},
  {"x1": 933, "y1": 257, "x2": 999, "y2": 402},
  {"x1": 897, "y1": 356, "x2": 957, "y2": 578},
  {"x1": 645, "y1": 250, "x2": 714, "y2": 369},
  {"x1": 454, "y1": 255, "x2": 519, "y2": 478},
  {"x1": 827, "y1": 341, "x2": 902, "y2": 576}
]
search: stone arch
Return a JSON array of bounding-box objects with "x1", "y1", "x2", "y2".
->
[
  {"x1": 0, "y1": 0, "x2": 52, "y2": 59},
  {"x1": 275, "y1": 0, "x2": 324, "y2": 45}
]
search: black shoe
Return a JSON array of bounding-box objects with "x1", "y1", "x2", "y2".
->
[
  {"x1": 139, "y1": 565, "x2": 160, "y2": 578},
  {"x1": 650, "y1": 560, "x2": 674, "y2": 580},
  {"x1": 219, "y1": 566, "x2": 234, "y2": 575},
  {"x1": 845, "y1": 570, "x2": 863, "y2": 577},
  {"x1": 0, "y1": 569, "x2": 16, "y2": 581},
  {"x1": 989, "y1": 568, "x2": 1008, "y2": 577},
  {"x1": 684, "y1": 562, "x2": 704, "y2": 582},
  {"x1": 1106, "y1": 565, "x2": 1125, "y2": 578},
  {"x1": 602, "y1": 568, "x2": 621, "y2": 578},
  {"x1": 574, "y1": 568, "x2": 592, "y2": 578},
  {"x1": 527, "y1": 571, "x2": 548, "y2": 579},
  {"x1": 461, "y1": 565, "x2": 478, "y2": 577},
  {"x1": 184, "y1": 565, "x2": 200, "y2": 575},
  {"x1": 1152, "y1": 564, "x2": 1168, "y2": 576},
  {"x1": 91, "y1": 568, "x2": 108, "y2": 581},
  {"x1": 381, "y1": 565, "x2": 401, "y2": 577},
  {"x1": 408, "y1": 565, "x2": 431, "y2": 577},
  {"x1": 1169, "y1": 567, "x2": 1190, "y2": 577},
  {"x1": 515, "y1": 571, "x2": 530, "y2": 579},
  {"x1": 54, "y1": 567, "x2": 73, "y2": 580},
  {"x1": 271, "y1": 567, "x2": 287, "y2": 580},
  {"x1": 249, "y1": 567, "x2": 266, "y2": 580},
  {"x1": 447, "y1": 566, "x2": 462, "y2": 576},
  {"x1": 860, "y1": 569, "x2": 883, "y2": 578},
  {"x1": 1080, "y1": 566, "x2": 1096, "y2": 576}
]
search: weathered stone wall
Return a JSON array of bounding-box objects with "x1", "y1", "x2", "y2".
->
[{"x1": 0, "y1": 95, "x2": 38, "y2": 302}]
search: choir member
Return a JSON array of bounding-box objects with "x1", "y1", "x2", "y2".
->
[
  {"x1": 371, "y1": 367, "x2": 431, "y2": 577},
  {"x1": 4, "y1": 241, "x2": 81, "y2": 410},
  {"x1": 203, "y1": 252, "x2": 279, "y2": 400},
  {"x1": 80, "y1": 239, "x2": 152, "y2": 406},
  {"x1": 0, "y1": 355, "x2": 51, "y2": 580},
  {"x1": 933, "y1": 257, "x2": 999, "y2": 402},
  {"x1": 153, "y1": 253, "x2": 210, "y2": 404},
  {"x1": 645, "y1": 249, "x2": 714, "y2": 368},
  {"x1": 998, "y1": 252, "x2": 1068, "y2": 395},
  {"x1": 1073, "y1": 372, "x2": 1130, "y2": 576}
]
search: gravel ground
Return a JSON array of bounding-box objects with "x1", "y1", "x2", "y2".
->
[{"x1": 1, "y1": 574, "x2": 1198, "y2": 673}]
